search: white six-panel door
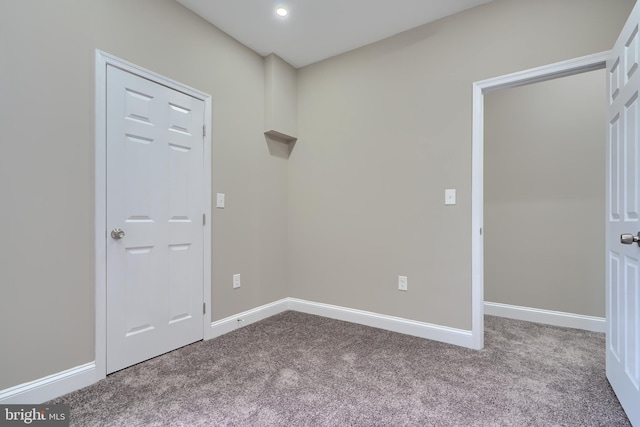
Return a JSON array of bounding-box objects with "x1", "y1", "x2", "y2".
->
[
  {"x1": 607, "y1": 2, "x2": 640, "y2": 425},
  {"x1": 106, "y1": 65, "x2": 205, "y2": 374}
]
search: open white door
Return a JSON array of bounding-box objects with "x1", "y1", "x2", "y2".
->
[{"x1": 607, "y1": 2, "x2": 640, "y2": 425}]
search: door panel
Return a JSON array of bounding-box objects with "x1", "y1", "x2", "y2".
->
[
  {"x1": 106, "y1": 65, "x2": 204, "y2": 374},
  {"x1": 607, "y1": 2, "x2": 640, "y2": 424}
]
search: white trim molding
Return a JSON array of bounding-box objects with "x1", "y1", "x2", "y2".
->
[
  {"x1": 209, "y1": 297, "x2": 474, "y2": 348},
  {"x1": 287, "y1": 298, "x2": 474, "y2": 348},
  {"x1": 208, "y1": 299, "x2": 290, "y2": 339},
  {"x1": 484, "y1": 302, "x2": 606, "y2": 333},
  {"x1": 0, "y1": 363, "x2": 96, "y2": 404},
  {"x1": 471, "y1": 51, "x2": 611, "y2": 350}
]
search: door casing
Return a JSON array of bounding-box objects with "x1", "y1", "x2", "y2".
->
[
  {"x1": 470, "y1": 51, "x2": 611, "y2": 350},
  {"x1": 95, "y1": 50, "x2": 213, "y2": 380}
]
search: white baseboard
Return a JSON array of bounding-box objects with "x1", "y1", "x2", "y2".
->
[
  {"x1": 0, "y1": 362, "x2": 96, "y2": 404},
  {"x1": 208, "y1": 298, "x2": 290, "y2": 339},
  {"x1": 484, "y1": 301, "x2": 606, "y2": 333},
  {"x1": 208, "y1": 297, "x2": 474, "y2": 348},
  {"x1": 287, "y1": 298, "x2": 475, "y2": 348}
]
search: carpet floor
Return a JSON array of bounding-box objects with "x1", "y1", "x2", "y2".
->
[{"x1": 50, "y1": 312, "x2": 630, "y2": 426}]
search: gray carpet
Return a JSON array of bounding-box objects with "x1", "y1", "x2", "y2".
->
[{"x1": 50, "y1": 312, "x2": 630, "y2": 426}]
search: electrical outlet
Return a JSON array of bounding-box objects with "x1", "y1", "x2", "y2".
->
[
  {"x1": 233, "y1": 273, "x2": 241, "y2": 289},
  {"x1": 398, "y1": 275, "x2": 408, "y2": 291}
]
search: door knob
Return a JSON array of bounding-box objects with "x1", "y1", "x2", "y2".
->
[
  {"x1": 620, "y1": 232, "x2": 640, "y2": 246},
  {"x1": 111, "y1": 228, "x2": 125, "y2": 240}
]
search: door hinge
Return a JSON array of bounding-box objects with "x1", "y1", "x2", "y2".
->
[
  {"x1": 480, "y1": 227, "x2": 483, "y2": 235},
  {"x1": 203, "y1": 302, "x2": 206, "y2": 315},
  {"x1": 203, "y1": 125, "x2": 206, "y2": 137},
  {"x1": 203, "y1": 213, "x2": 206, "y2": 226}
]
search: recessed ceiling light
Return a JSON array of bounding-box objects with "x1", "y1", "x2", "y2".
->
[{"x1": 276, "y1": 7, "x2": 288, "y2": 17}]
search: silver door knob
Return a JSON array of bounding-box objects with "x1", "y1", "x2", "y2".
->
[
  {"x1": 620, "y1": 232, "x2": 640, "y2": 246},
  {"x1": 111, "y1": 228, "x2": 125, "y2": 240}
]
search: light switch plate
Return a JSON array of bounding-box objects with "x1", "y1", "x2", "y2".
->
[
  {"x1": 398, "y1": 276, "x2": 408, "y2": 291},
  {"x1": 216, "y1": 193, "x2": 225, "y2": 208},
  {"x1": 445, "y1": 189, "x2": 456, "y2": 205}
]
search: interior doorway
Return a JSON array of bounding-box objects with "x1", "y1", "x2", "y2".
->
[
  {"x1": 483, "y1": 69, "x2": 606, "y2": 331},
  {"x1": 470, "y1": 52, "x2": 610, "y2": 349}
]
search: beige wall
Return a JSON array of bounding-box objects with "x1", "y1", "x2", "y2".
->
[
  {"x1": 0, "y1": 0, "x2": 288, "y2": 390},
  {"x1": 265, "y1": 54, "x2": 298, "y2": 140},
  {"x1": 290, "y1": 0, "x2": 632, "y2": 329},
  {"x1": 484, "y1": 70, "x2": 606, "y2": 317}
]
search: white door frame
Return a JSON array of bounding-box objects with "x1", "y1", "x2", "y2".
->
[
  {"x1": 94, "y1": 50, "x2": 212, "y2": 380},
  {"x1": 470, "y1": 51, "x2": 610, "y2": 349}
]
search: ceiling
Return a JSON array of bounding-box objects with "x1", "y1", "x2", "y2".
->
[{"x1": 176, "y1": 0, "x2": 494, "y2": 68}]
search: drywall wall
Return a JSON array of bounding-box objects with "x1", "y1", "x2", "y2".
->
[
  {"x1": 291, "y1": 0, "x2": 632, "y2": 329},
  {"x1": 265, "y1": 54, "x2": 298, "y2": 141},
  {"x1": 0, "y1": 0, "x2": 288, "y2": 390},
  {"x1": 484, "y1": 70, "x2": 606, "y2": 317}
]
